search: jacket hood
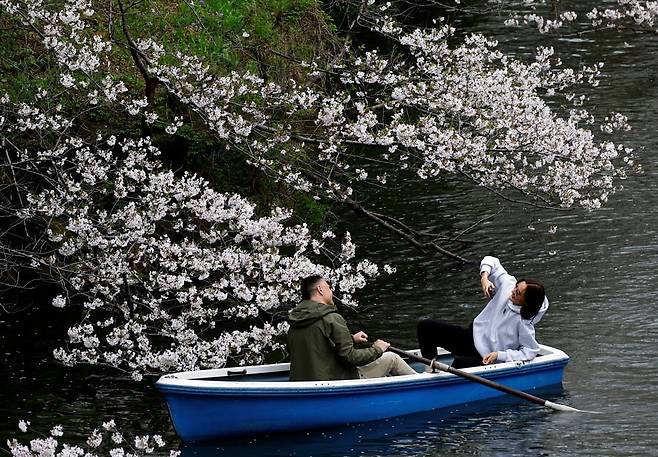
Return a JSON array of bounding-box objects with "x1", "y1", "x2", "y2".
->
[
  {"x1": 288, "y1": 300, "x2": 337, "y2": 328},
  {"x1": 530, "y1": 297, "x2": 549, "y2": 324},
  {"x1": 506, "y1": 297, "x2": 549, "y2": 324}
]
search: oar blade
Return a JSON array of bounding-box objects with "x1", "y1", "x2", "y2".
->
[{"x1": 544, "y1": 400, "x2": 596, "y2": 413}]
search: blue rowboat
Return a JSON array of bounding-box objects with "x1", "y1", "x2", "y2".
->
[{"x1": 155, "y1": 344, "x2": 569, "y2": 441}]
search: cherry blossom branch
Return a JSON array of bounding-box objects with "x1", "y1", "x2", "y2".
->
[{"x1": 116, "y1": 0, "x2": 158, "y2": 106}]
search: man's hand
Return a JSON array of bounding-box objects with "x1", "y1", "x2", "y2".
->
[
  {"x1": 480, "y1": 271, "x2": 495, "y2": 298},
  {"x1": 373, "y1": 339, "x2": 390, "y2": 352},
  {"x1": 352, "y1": 331, "x2": 368, "y2": 344},
  {"x1": 482, "y1": 352, "x2": 498, "y2": 365}
]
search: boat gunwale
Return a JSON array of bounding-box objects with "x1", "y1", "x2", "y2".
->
[{"x1": 155, "y1": 344, "x2": 569, "y2": 395}]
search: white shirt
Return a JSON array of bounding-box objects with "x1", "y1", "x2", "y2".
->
[{"x1": 473, "y1": 256, "x2": 549, "y2": 362}]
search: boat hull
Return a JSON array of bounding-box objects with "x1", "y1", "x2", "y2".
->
[{"x1": 156, "y1": 346, "x2": 569, "y2": 441}]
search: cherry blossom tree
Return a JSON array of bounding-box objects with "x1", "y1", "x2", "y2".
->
[
  {"x1": 0, "y1": 0, "x2": 389, "y2": 376},
  {"x1": 0, "y1": 0, "x2": 636, "y2": 378}
]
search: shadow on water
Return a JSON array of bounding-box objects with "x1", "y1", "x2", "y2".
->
[{"x1": 177, "y1": 385, "x2": 566, "y2": 457}]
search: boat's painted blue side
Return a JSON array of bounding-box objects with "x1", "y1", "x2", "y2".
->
[{"x1": 156, "y1": 351, "x2": 569, "y2": 441}]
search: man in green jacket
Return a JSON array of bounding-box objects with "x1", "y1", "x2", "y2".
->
[{"x1": 288, "y1": 275, "x2": 417, "y2": 381}]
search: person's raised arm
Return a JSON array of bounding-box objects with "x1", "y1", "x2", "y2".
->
[
  {"x1": 480, "y1": 270, "x2": 495, "y2": 299},
  {"x1": 479, "y1": 256, "x2": 513, "y2": 294}
]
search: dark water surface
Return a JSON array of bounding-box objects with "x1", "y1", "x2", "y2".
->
[{"x1": 3, "y1": 3, "x2": 658, "y2": 456}]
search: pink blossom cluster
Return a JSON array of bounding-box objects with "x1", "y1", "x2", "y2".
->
[
  {"x1": 8, "y1": 419, "x2": 178, "y2": 457},
  {"x1": 501, "y1": 0, "x2": 658, "y2": 33}
]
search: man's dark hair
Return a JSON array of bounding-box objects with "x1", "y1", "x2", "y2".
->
[
  {"x1": 518, "y1": 279, "x2": 545, "y2": 320},
  {"x1": 301, "y1": 275, "x2": 324, "y2": 300}
]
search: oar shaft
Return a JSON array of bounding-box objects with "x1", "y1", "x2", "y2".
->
[{"x1": 388, "y1": 346, "x2": 547, "y2": 407}]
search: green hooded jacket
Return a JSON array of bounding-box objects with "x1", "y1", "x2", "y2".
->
[{"x1": 287, "y1": 300, "x2": 383, "y2": 381}]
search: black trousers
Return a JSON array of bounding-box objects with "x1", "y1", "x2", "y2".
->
[{"x1": 417, "y1": 319, "x2": 482, "y2": 369}]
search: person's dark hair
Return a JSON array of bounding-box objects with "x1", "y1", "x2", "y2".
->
[
  {"x1": 301, "y1": 275, "x2": 324, "y2": 300},
  {"x1": 518, "y1": 279, "x2": 545, "y2": 320}
]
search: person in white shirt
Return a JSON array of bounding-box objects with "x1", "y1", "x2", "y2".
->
[{"x1": 417, "y1": 256, "x2": 549, "y2": 368}]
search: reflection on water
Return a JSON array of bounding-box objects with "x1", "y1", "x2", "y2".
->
[{"x1": 178, "y1": 387, "x2": 564, "y2": 457}]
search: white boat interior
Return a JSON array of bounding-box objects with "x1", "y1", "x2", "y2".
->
[{"x1": 157, "y1": 345, "x2": 569, "y2": 388}]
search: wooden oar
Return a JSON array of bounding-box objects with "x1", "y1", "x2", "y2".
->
[{"x1": 388, "y1": 346, "x2": 584, "y2": 412}]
